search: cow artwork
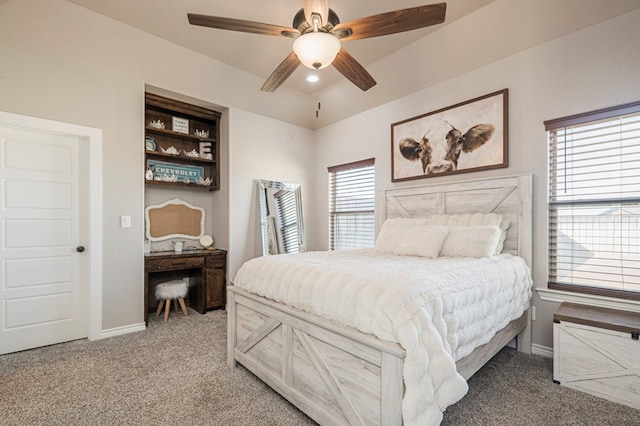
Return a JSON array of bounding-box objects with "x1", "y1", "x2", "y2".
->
[
  {"x1": 398, "y1": 123, "x2": 495, "y2": 175},
  {"x1": 391, "y1": 89, "x2": 508, "y2": 182}
]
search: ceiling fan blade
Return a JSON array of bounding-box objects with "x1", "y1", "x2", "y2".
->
[
  {"x1": 303, "y1": 0, "x2": 330, "y2": 27},
  {"x1": 332, "y1": 48, "x2": 377, "y2": 91},
  {"x1": 333, "y1": 3, "x2": 446, "y2": 41},
  {"x1": 261, "y1": 52, "x2": 301, "y2": 92},
  {"x1": 188, "y1": 13, "x2": 300, "y2": 38}
]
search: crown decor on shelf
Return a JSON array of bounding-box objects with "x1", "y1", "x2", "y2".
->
[
  {"x1": 194, "y1": 129, "x2": 210, "y2": 138},
  {"x1": 149, "y1": 119, "x2": 165, "y2": 129}
]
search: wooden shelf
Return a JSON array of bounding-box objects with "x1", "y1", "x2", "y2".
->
[
  {"x1": 144, "y1": 179, "x2": 216, "y2": 191},
  {"x1": 145, "y1": 126, "x2": 217, "y2": 142},
  {"x1": 145, "y1": 150, "x2": 216, "y2": 165},
  {"x1": 145, "y1": 93, "x2": 221, "y2": 191}
]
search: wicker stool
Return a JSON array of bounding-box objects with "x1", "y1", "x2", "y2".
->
[{"x1": 155, "y1": 279, "x2": 189, "y2": 322}]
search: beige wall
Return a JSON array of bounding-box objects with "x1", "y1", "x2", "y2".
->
[
  {"x1": 227, "y1": 108, "x2": 315, "y2": 278},
  {"x1": 0, "y1": 0, "x2": 316, "y2": 331},
  {"x1": 0, "y1": 44, "x2": 145, "y2": 329},
  {"x1": 311, "y1": 9, "x2": 640, "y2": 349}
]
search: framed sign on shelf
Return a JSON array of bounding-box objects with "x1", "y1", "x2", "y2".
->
[
  {"x1": 172, "y1": 116, "x2": 189, "y2": 134},
  {"x1": 146, "y1": 159, "x2": 204, "y2": 184}
]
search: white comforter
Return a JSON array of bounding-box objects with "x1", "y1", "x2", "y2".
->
[{"x1": 233, "y1": 249, "x2": 532, "y2": 425}]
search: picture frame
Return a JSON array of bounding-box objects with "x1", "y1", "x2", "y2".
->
[
  {"x1": 144, "y1": 198, "x2": 205, "y2": 242},
  {"x1": 172, "y1": 116, "x2": 189, "y2": 134},
  {"x1": 391, "y1": 89, "x2": 508, "y2": 182}
]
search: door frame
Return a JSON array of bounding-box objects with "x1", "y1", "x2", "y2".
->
[{"x1": 0, "y1": 110, "x2": 103, "y2": 340}]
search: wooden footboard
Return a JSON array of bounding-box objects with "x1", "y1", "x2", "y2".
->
[
  {"x1": 227, "y1": 286, "x2": 529, "y2": 425},
  {"x1": 227, "y1": 286, "x2": 404, "y2": 426}
]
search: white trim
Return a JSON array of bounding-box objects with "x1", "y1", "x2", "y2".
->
[
  {"x1": 536, "y1": 288, "x2": 640, "y2": 313},
  {"x1": 87, "y1": 126, "x2": 103, "y2": 341},
  {"x1": 531, "y1": 343, "x2": 553, "y2": 358},
  {"x1": 101, "y1": 322, "x2": 146, "y2": 339},
  {"x1": 0, "y1": 111, "x2": 103, "y2": 341}
]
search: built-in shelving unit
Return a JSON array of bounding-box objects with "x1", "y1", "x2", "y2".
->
[{"x1": 144, "y1": 93, "x2": 221, "y2": 191}]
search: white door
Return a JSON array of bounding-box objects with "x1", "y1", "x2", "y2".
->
[{"x1": 0, "y1": 125, "x2": 86, "y2": 355}]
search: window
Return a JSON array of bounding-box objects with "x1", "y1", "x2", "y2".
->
[
  {"x1": 274, "y1": 189, "x2": 299, "y2": 254},
  {"x1": 546, "y1": 101, "x2": 640, "y2": 300},
  {"x1": 328, "y1": 158, "x2": 375, "y2": 250}
]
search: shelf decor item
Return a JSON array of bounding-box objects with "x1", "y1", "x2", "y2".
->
[
  {"x1": 145, "y1": 136, "x2": 156, "y2": 151},
  {"x1": 199, "y1": 141, "x2": 213, "y2": 160},
  {"x1": 149, "y1": 119, "x2": 165, "y2": 129},
  {"x1": 172, "y1": 116, "x2": 189, "y2": 134},
  {"x1": 160, "y1": 146, "x2": 179, "y2": 155},
  {"x1": 147, "y1": 159, "x2": 205, "y2": 184},
  {"x1": 182, "y1": 149, "x2": 200, "y2": 158},
  {"x1": 194, "y1": 129, "x2": 209, "y2": 138}
]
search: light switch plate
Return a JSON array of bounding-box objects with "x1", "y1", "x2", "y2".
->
[{"x1": 120, "y1": 215, "x2": 131, "y2": 228}]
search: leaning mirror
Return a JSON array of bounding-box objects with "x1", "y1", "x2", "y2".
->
[{"x1": 256, "y1": 180, "x2": 305, "y2": 255}]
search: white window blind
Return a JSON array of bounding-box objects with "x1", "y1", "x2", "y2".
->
[
  {"x1": 328, "y1": 158, "x2": 375, "y2": 250},
  {"x1": 274, "y1": 189, "x2": 299, "y2": 254},
  {"x1": 546, "y1": 101, "x2": 640, "y2": 300}
]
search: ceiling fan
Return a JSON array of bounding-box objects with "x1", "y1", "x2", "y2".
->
[{"x1": 188, "y1": 1, "x2": 446, "y2": 92}]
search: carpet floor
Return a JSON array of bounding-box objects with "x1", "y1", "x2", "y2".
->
[{"x1": 0, "y1": 308, "x2": 637, "y2": 425}]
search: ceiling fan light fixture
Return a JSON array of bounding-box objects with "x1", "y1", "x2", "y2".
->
[{"x1": 293, "y1": 32, "x2": 341, "y2": 70}]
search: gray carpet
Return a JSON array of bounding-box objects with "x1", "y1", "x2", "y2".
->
[{"x1": 0, "y1": 309, "x2": 637, "y2": 425}]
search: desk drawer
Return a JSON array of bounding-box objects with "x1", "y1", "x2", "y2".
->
[
  {"x1": 146, "y1": 257, "x2": 204, "y2": 271},
  {"x1": 206, "y1": 255, "x2": 225, "y2": 268}
]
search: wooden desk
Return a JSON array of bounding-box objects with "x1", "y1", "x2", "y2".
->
[{"x1": 144, "y1": 249, "x2": 227, "y2": 325}]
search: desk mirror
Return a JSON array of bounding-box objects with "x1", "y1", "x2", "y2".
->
[
  {"x1": 145, "y1": 198, "x2": 205, "y2": 242},
  {"x1": 257, "y1": 180, "x2": 305, "y2": 255}
]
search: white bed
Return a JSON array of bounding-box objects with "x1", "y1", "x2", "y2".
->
[{"x1": 227, "y1": 174, "x2": 533, "y2": 425}]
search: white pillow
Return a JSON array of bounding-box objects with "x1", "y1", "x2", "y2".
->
[
  {"x1": 495, "y1": 219, "x2": 511, "y2": 255},
  {"x1": 374, "y1": 218, "x2": 429, "y2": 253},
  {"x1": 428, "y1": 213, "x2": 502, "y2": 227},
  {"x1": 394, "y1": 226, "x2": 449, "y2": 258},
  {"x1": 440, "y1": 226, "x2": 502, "y2": 258}
]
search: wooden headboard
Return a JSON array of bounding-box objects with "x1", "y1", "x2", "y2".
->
[{"x1": 377, "y1": 174, "x2": 532, "y2": 266}]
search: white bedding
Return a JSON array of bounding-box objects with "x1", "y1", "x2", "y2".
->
[{"x1": 233, "y1": 249, "x2": 533, "y2": 425}]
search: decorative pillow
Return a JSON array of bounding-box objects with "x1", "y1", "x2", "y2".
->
[
  {"x1": 394, "y1": 226, "x2": 449, "y2": 258},
  {"x1": 495, "y1": 219, "x2": 511, "y2": 255},
  {"x1": 374, "y1": 218, "x2": 429, "y2": 253},
  {"x1": 428, "y1": 213, "x2": 502, "y2": 227},
  {"x1": 440, "y1": 225, "x2": 502, "y2": 258}
]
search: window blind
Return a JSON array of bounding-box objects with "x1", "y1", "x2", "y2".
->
[
  {"x1": 328, "y1": 158, "x2": 375, "y2": 251},
  {"x1": 259, "y1": 187, "x2": 270, "y2": 255},
  {"x1": 274, "y1": 189, "x2": 299, "y2": 254},
  {"x1": 546, "y1": 101, "x2": 640, "y2": 299}
]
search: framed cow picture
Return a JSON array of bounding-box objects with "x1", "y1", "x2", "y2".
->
[{"x1": 391, "y1": 89, "x2": 508, "y2": 182}]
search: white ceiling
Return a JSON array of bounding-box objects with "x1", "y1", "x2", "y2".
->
[
  {"x1": 60, "y1": 0, "x2": 640, "y2": 128},
  {"x1": 65, "y1": 0, "x2": 493, "y2": 93}
]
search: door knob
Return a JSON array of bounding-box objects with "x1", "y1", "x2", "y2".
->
[{"x1": 76, "y1": 246, "x2": 85, "y2": 253}]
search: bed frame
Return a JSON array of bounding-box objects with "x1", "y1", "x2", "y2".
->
[{"x1": 227, "y1": 174, "x2": 533, "y2": 425}]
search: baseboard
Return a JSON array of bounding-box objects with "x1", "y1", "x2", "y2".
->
[
  {"x1": 532, "y1": 343, "x2": 553, "y2": 358},
  {"x1": 97, "y1": 322, "x2": 146, "y2": 340}
]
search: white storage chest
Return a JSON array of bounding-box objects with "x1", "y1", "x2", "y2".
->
[{"x1": 553, "y1": 302, "x2": 640, "y2": 409}]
